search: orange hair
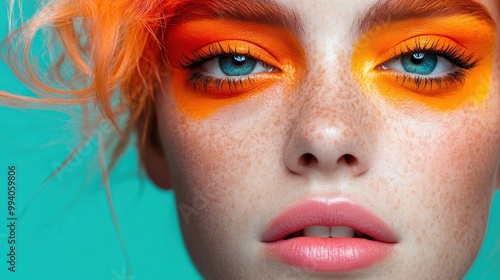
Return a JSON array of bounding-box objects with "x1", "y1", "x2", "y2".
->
[
  {"x1": 1, "y1": 2, "x2": 181, "y2": 278},
  {"x1": 0, "y1": 0, "x2": 178, "y2": 172}
]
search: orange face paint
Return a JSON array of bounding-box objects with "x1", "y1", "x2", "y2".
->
[
  {"x1": 165, "y1": 19, "x2": 305, "y2": 119},
  {"x1": 351, "y1": 15, "x2": 495, "y2": 111}
]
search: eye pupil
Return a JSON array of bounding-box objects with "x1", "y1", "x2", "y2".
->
[
  {"x1": 219, "y1": 55, "x2": 257, "y2": 76},
  {"x1": 411, "y1": 53, "x2": 425, "y2": 64}
]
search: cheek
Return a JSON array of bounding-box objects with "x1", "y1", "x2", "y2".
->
[
  {"x1": 430, "y1": 124, "x2": 496, "y2": 232},
  {"x1": 154, "y1": 83, "x2": 288, "y2": 275},
  {"x1": 392, "y1": 106, "x2": 500, "y2": 274}
]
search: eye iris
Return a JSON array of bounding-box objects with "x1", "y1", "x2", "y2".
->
[
  {"x1": 219, "y1": 55, "x2": 257, "y2": 76},
  {"x1": 401, "y1": 53, "x2": 438, "y2": 75}
]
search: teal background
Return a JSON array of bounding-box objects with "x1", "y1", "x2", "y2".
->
[{"x1": 0, "y1": 2, "x2": 499, "y2": 280}]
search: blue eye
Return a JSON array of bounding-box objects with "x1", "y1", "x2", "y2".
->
[
  {"x1": 401, "y1": 53, "x2": 438, "y2": 75},
  {"x1": 200, "y1": 55, "x2": 274, "y2": 77},
  {"x1": 219, "y1": 55, "x2": 257, "y2": 76},
  {"x1": 382, "y1": 52, "x2": 454, "y2": 76}
]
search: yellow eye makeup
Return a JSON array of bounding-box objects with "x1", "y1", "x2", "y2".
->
[
  {"x1": 351, "y1": 15, "x2": 495, "y2": 111},
  {"x1": 165, "y1": 19, "x2": 305, "y2": 119}
]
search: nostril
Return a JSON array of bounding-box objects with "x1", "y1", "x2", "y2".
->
[
  {"x1": 299, "y1": 153, "x2": 318, "y2": 166},
  {"x1": 342, "y1": 154, "x2": 357, "y2": 165}
]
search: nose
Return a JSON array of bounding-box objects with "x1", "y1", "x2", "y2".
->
[{"x1": 284, "y1": 79, "x2": 375, "y2": 178}]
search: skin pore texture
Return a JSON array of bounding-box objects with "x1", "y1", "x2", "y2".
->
[{"x1": 142, "y1": 0, "x2": 500, "y2": 278}]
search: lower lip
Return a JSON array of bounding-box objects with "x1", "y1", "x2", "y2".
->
[{"x1": 264, "y1": 237, "x2": 394, "y2": 272}]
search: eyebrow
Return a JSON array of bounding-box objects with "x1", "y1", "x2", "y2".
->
[
  {"x1": 168, "y1": 0, "x2": 304, "y2": 34},
  {"x1": 168, "y1": 0, "x2": 495, "y2": 37},
  {"x1": 356, "y1": 0, "x2": 496, "y2": 34}
]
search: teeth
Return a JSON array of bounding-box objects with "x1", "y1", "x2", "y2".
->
[
  {"x1": 303, "y1": 226, "x2": 356, "y2": 238},
  {"x1": 330, "y1": 226, "x2": 355, "y2": 238},
  {"x1": 303, "y1": 226, "x2": 330, "y2": 238}
]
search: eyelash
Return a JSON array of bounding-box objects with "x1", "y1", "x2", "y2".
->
[
  {"x1": 385, "y1": 38, "x2": 481, "y2": 92},
  {"x1": 177, "y1": 43, "x2": 272, "y2": 93}
]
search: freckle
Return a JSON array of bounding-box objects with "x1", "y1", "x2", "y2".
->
[
  {"x1": 416, "y1": 236, "x2": 422, "y2": 244},
  {"x1": 394, "y1": 198, "x2": 401, "y2": 210}
]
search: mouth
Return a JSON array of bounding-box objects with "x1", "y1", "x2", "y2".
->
[
  {"x1": 283, "y1": 226, "x2": 376, "y2": 240},
  {"x1": 261, "y1": 197, "x2": 398, "y2": 273}
]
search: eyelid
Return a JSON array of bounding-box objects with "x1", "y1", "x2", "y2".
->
[
  {"x1": 187, "y1": 72, "x2": 282, "y2": 98},
  {"x1": 374, "y1": 35, "x2": 474, "y2": 68},
  {"x1": 177, "y1": 40, "x2": 282, "y2": 72}
]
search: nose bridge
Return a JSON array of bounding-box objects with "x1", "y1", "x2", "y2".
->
[
  {"x1": 294, "y1": 53, "x2": 371, "y2": 135},
  {"x1": 283, "y1": 54, "x2": 376, "y2": 177}
]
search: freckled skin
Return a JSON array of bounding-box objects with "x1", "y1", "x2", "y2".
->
[{"x1": 148, "y1": 0, "x2": 500, "y2": 279}]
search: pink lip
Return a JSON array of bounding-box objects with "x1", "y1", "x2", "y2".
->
[{"x1": 261, "y1": 197, "x2": 398, "y2": 272}]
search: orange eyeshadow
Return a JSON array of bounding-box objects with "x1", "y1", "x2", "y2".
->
[
  {"x1": 165, "y1": 19, "x2": 305, "y2": 119},
  {"x1": 351, "y1": 15, "x2": 495, "y2": 111}
]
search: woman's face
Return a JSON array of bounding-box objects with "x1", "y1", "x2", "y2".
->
[{"x1": 145, "y1": 0, "x2": 500, "y2": 278}]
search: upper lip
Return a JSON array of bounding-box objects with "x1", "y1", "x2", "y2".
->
[{"x1": 261, "y1": 197, "x2": 399, "y2": 243}]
